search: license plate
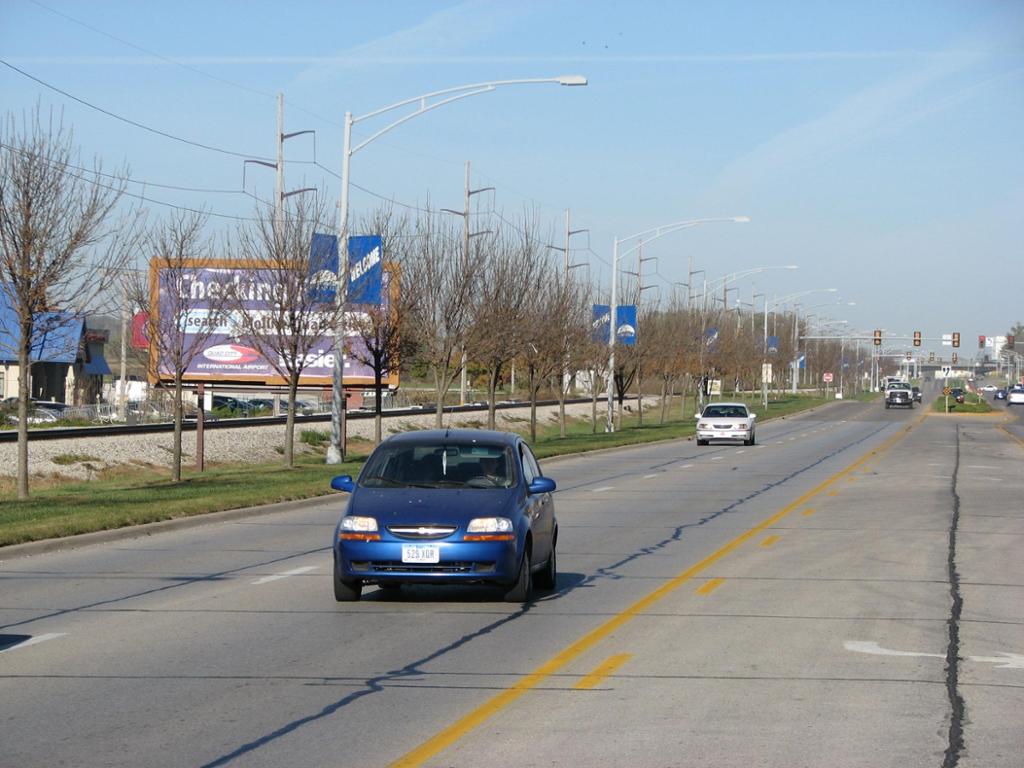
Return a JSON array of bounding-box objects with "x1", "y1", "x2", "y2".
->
[{"x1": 402, "y1": 544, "x2": 440, "y2": 564}]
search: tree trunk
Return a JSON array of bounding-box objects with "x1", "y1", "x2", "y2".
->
[
  {"x1": 659, "y1": 378, "x2": 669, "y2": 425},
  {"x1": 172, "y1": 375, "x2": 183, "y2": 483},
  {"x1": 636, "y1": 365, "x2": 644, "y2": 426},
  {"x1": 285, "y1": 371, "x2": 299, "y2": 467},
  {"x1": 16, "y1": 322, "x2": 31, "y2": 500},
  {"x1": 590, "y1": 375, "x2": 598, "y2": 434},
  {"x1": 528, "y1": 363, "x2": 538, "y2": 443},
  {"x1": 557, "y1": 381, "x2": 567, "y2": 439},
  {"x1": 486, "y1": 365, "x2": 501, "y2": 431},
  {"x1": 373, "y1": 363, "x2": 384, "y2": 444}
]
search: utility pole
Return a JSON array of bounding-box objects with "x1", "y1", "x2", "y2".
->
[
  {"x1": 119, "y1": 276, "x2": 129, "y2": 420},
  {"x1": 445, "y1": 161, "x2": 493, "y2": 405}
]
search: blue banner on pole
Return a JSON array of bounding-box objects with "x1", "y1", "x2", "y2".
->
[
  {"x1": 308, "y1": 232, "x2": 339, "y2": 303},
  {"x1": 798, "y1": 354, "x2": 806, "y2": 370},
  {"x1": 307, "y1": 233, "x2": 383, "y2": 305},
  {"x1": 348, "y1": 235, "x2": 383, "y2": 306},
  {"x1": 767, "y1": 335, "x2": 780, "y2": 354},
  {"x1": 704, "y1": 326, "x2": 719, "y2": 352},
  {"x1": 591, "y1": 304, "x2": 637, "y2": 345}
]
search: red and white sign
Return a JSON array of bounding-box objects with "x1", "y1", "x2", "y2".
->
[{"x1": 823, "y1": 372, "x2": 834, "y2": 383}]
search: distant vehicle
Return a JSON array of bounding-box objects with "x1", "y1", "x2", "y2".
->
[
  {"x1": 1008, "y1": 388, "x2": 1024, "y2": 406},
  {"x1": 949, "y1": 388, "x2": 965, "y2": 404},
  {"x1": 281, "y1": 398, "x2": 317, "y2": 416},
  {"x1": 981, "y1": 384, "x2": 998, "y2": 392},
  {"x1": 694, "y1": 402, "x2": 757, "y2": 446},
  {"x1": 994, "y1": 389, "x2": 1008, "y2": 401},
  {"x1": 330, "y1": 429, "x2": 557, "y2": 603},
  {"x1": 1, "y1": 397, "x2": 68, "y2": 414},
  {"x1": 911, "y1": 386, "x2": 923, "y2": 403},
  {"x1": 5, "y1": 407, "x2": 60, "y2": 425}
]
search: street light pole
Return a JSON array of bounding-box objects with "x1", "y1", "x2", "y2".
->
[
  {"x1": 325, "y1": 75, "x2": 587, "y2": 463},
  {"x1": 605, "y1": 216, "x2": 750, "y2": 433}
]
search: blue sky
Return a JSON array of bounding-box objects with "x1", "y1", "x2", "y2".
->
[{"x1": 2, "y1": 0, "x2": 1022, "y2": 357}]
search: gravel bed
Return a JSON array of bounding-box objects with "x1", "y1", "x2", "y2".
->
[{"x1": 0, "y1": 400, "x2": 605, "y2": 480}]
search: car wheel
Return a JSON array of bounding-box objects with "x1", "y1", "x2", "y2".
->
[
  {"x1": 885, "y1": 403, "x2": 890, "y2": 409},
  {"x1": 334, "y1": 568, "x2": 362, "y2": 602},
  {"x1": 504, "y1": 548, "x2": 533, "y2": 603},
  {"x1": 746, "y1": 433, "x2": 756, "y2": 446},
  {"x1": 378, "y1": 582, "x2": 402, "y2": 592},
  {"x1": 697, "y1": 439, "x2": 708, "y2": 446},
  {"x1": 534, "y1": 544, "x2": 557, "y2": 591}
]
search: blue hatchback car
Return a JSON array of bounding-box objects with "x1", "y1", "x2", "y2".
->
[{"x1": 331, "y1": 429, "x2": 557, "y2": 603}]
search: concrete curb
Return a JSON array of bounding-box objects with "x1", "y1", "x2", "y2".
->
[{"x1": 0, "y1": 493, "x2": 343, "y2": 561}]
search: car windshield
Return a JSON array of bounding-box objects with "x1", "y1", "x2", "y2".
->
[
  {"x1": 703, "y1": 405, "x2": 748, "y2": 418},
  {"x1": 360, "y1": 443, "x2": 516, "y2": 489}
]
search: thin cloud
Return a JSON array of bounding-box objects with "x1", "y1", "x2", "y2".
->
[{"x1": 707, "y1": 52, "x2": 988, "y2": 201}]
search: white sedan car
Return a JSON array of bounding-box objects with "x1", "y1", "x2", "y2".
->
[
  {"x1": 695, "y1": 402, "x2": 757, "y2": 446},
  {"x1": 1007, "y1": 388, "x2": 1024, "y2": 406}
]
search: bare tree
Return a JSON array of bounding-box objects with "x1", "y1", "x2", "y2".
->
[
  {"x1": 468, "y1": 217, "x2": 543, "y2": 430},
  {"x1": 347, "y1": 207, "x2": 418, "y2": 443},
  {"x1": 404, "y1": 212, "x2": 478, "y2": 427},
  {"x1": 226, "y1": 194, "x2": 340, "y2": 466},
  {"x1": 0, "y1": 106, "x2": 140, "y2": 499},
  {"x1": 129, "y1": 211, "x2": 219, "y2": 482},
  {"x1": 523, "y1": 266, "x2": 591, "y2": 439}
]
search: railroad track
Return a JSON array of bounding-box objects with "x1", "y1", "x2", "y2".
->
[{"x1": 0, "y1": 398, "x2": 602, "y2": 442}]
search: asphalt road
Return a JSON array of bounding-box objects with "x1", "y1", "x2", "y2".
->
[{"x1": 2, "y1": 390, "x2": 1022, "y2": 768}]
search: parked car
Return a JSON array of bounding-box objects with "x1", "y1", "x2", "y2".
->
[
  {"x1": 950, "y1": 388, "x2": 965, "y2": 404},
  {"x1": 281, "y1": 398, "x2": 317, "y2": 416},
  {"x1": 1008, "y1": 388, "x2": 1024, "y2": 406},
  {"x1": 211, "y1": 395, "x2": 256, "y2": 416},
  {"x1": 330, "y1": 429, "x2": 557, "y2": 603},
  {"x1": 694, "y1": 402, "x2": 757, "y2": 446},
  {"x1": 5, "y1": 407, "x2": 60, "y2": 425}
]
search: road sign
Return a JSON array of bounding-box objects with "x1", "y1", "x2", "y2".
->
[
  {"x1": 905, "y1": 352, "x2": 912, "y2": 361},
  {"x1": 942, "y1": 333, "x2": 952, "y2": 346},
  {"x1": 823, "y1": 372, "x2": 833, "y2": 383},
  {"x1": 943, "y1": 386, "x2": 951, "y2": 395}
]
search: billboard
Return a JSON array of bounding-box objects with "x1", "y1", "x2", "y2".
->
[{"x1": 148, "y1": 257, "x2": 397, "y2": 389}]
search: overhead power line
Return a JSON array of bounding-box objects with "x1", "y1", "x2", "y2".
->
[{"x1": 1, "y1": 58, "x2": 276, "y2": 161}]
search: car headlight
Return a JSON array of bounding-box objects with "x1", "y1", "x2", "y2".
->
[
  {"x1": 467, "y1": 517, "x2": 513, "y2": 533},
  {"x1": 465, "y1": 517, "x2": 514, "y2": 541},
  {"x1": 338, "y1": 516, "x2": 380, "y2": 541},
  {"x1": 698, "y1": 421, "x2": 709, "y2": 429}
]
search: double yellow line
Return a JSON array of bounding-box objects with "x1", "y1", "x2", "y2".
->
[{"x1": 391, "y1": 417, "x2": 922, "y2": 767}]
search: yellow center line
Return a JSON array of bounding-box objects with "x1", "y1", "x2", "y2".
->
[
  {"x1": 801, "y1": 507, "x2": 816, "y2": 517},
  {"x1": 998, "y1": 424, "x2": 1024, "y2": 449},
  {"x1": 573, "y1": 653, "x2": 633, "y2": 690},
  {"x1": 696, "y1": 577, "x2": 726, "y2": 595},
  {"x1": 760, "y1": 535, "x2": 781, "y2": 547},
  {"x1": 389, "y1": 418, "x2": 918, "y2": 768}
]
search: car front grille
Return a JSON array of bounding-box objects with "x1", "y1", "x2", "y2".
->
[
  {"x1": 353, "y1": 561, "x2": 493, "y2": 574},
  {"x1": 386, "y1": 525, "x2": 458, "y2": 540}
]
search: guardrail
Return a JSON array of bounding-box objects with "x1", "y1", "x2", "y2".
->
[{"x1": 0, "y1": 398, "x2": 596, "y2": 443}]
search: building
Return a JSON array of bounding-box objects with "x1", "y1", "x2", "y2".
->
[{"x1": 0, "y1": 294, "x2": 111, "y2": 404}]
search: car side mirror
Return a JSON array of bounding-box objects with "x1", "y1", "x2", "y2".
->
[
  {"x1": 694, "y1": 413, "x2": 702, "y2": 419},
  {"x1": 528, "y1": 477, "x2": 556, "y2": 494},
  {"x1": 749, "y1": 413, "x2": 757, "y2": 419},
  {"x1": 331, "y1": 475, "x2": 355, "y2": 493}
]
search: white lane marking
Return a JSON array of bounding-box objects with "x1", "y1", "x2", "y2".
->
[
  {"x1": 0, "y1": 633, "x2": 65, "y2": 654},
  {"x1": 644, "y1": 474, "x2": 657, "y2": 479},
  {"x1": 251, "y1": 566, "x2": 316, "y2": 585},
  {"x1": 927, "y1": 463, "x2": 946, "y2": 467},
  {"x1": 844, "y1": 640, "x2": 1024, "y2": 669},
  {"x1": 592, "y1": 486, "x2": 614, "y2": 493},
  {"x1": 680, "y1": 464, "x2": 693, "y2": 470},
  {"x1": 711, "y1": 456, "x2": 723, "y2": 461},
  {"x1": 736, "y1": 450, "x2": 746, "y2": 454},
  {"x1": 966, "y1": 465, "x2": 998, "y2": 470}
]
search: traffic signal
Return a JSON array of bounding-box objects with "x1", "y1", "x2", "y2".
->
[
  {"x1": 1008, "y1": 335, "x2": 1016, "y2": 349},
  {"x1": 952, "y1": 332, "x2": 960, "y2": 348},
  {"x1": 952, "y1": 352, "x2": 958, "y2": 364},
  {"x1": 978, "y1": 335, "x2": 986, "y2": 349},
  {"x1": 873, "y1": 329, "x2": 882, "y2": 346},
  {"x1": 913, "y1": 331, "x2": 921, "y2": 347}
]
